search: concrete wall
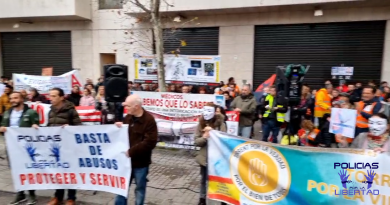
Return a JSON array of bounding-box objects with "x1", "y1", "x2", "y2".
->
[
  {"x1": 130, "y1": 0, "x2": 361, "y2": 13},
  {"x1": 0, "y1": 0, "x2": 389, "y2": 86},
  {"x1": 0, "y1": 0, "x2": 91, "y2": 19}
]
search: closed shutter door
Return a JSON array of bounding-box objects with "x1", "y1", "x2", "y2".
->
[
  {"x1": 253, "y1": 21, "x2": 386, "y2": 89},
  {"x1": 1, "y1": 31, "x2": 72, "y2": 77},
  {"x1": 163, "y1": 27, "x2": 219, "y2": 55}
]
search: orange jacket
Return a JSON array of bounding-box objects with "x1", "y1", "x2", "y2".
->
[
  {"x1": 314, "y1": 88, "x2": 331, "y2": 118},
  {"x1": 356, "y1": 101, "x2": 377, "y2": 128},
  {"x1": 298, "y1": 128, "x2": 319, "y2": 146},
  {"x1": 0, "y1": 94, "x2": 11, "y2": 114}
]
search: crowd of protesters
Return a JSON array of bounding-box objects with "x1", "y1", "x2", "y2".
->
[{"x1": 1, "y1": 73, "x2": 390, "y2": 205}]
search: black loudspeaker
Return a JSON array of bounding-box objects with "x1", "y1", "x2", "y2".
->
[{"x1": 104, "y1": 64, "x2": 128, "y2": 102}]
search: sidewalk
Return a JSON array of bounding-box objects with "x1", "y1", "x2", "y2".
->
[{"x1": 0, "y1": 136, "x2": 226, "y2": 205}]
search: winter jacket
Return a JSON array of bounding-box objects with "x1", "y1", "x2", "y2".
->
[
  {"x1": 359, "y1": 98, "x2": 382, "y2": 120},
  {"x1": 230, "y1": 93, "x2": 257, "y2": 126},
  {"x1": 225, "y1": 99, "x2": 232, "y2": 111},
  {"x1": 0, "y1": 94, "x2": 11, "y2": 114},
  {"x1": 355, "y1": 88, "x2": 363, "y2": 100},
  {"x1": 194, "y1": 114, "x2": 227, "y2": 166},
  {"x1": 291, "y1": 95, "x2": 312, "y2": 120},
  {"x1": 348, "y1": 90, "x2": 361, "y2": 104},
  {"x1": 31, "y1": 94, "x2": 48, "y2": 103},
  {"x1": 79, "y1": 95, "x2": 96, "y2": 106},
  {"x1": 314, "y1": 88, "x2": 331, "y2": 118},
  {"x1": 67, "y1": 93, "x2": 82, "y2": 106},
  {"x1": 123, "y1": 109, "x2": 158, "y2": 168},
  {"x1": 1, "y1": 104, "x2": 39, "y2": 127},
  {"x1": 48, "y1": 100, "x2": 82, "y2": 126},
  {"x1": 259, "y1": 94, "x2": 288, "y2": 123}
]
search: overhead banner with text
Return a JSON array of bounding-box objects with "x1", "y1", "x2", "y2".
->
[
  {"x1": 134, "y1": 54, "x2": 220, "y2": 86},
  {"x1": 6, "y1": 125, "x2": 131, "y2": 197},
  {"x1": 60, "y1": 70, "x2": 85, "y2": 90},
  {"x1": 132, "y1": 91, "x2": 237, "y2": 149},
  {"x1": 13, "y1": 74, "x2": 72, "y2": 95},
  {"x1": 208, "y1": 131, "x2": 389, "y2": 205}
]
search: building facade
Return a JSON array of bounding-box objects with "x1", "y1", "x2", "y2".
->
[{"x1": 0, "y1": 0, "x2": 389, "y2": 88}]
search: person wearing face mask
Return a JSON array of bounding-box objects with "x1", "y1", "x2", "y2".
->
[
  {"x1": 194, "y1": 103, "x2": 227, "y2": 205},
  {"x1": 355, "y1": 86, "x2": 382, "y2": 137},
  {"x1": 338, "y1": 113, "x2": 390, "y2": 152},
  {"x1": 230, "y1": 85, "x2": 257, "y2": 138},
  {"x1": 259, "y1": 85, "x2": 288, "y2": 143}
]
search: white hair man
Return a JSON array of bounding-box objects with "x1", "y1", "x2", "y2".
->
[
  {"x1": 230, "y1": 84, "x2": 257, "y2": 138},
  {"x1": 115, "y1": 94, "x2": 158, "y2": 205}
]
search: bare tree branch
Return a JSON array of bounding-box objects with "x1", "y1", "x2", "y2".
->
[
  {"x1": 162, "y1": 0, "x2": 174, "y2": 7},
  {"x1": 129, "y1": 0, "x2": 151, "y2": 13}
]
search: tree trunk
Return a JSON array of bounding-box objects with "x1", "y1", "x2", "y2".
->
[{"x1": 151, "y1": 0, "x2": 166, "y2": 92}]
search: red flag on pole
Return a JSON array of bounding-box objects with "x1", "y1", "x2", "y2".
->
[{"x1": 255, "y1": 74, "x2": 276, "y2": 92}]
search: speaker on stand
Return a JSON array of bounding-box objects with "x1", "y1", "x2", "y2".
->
[{"x1": 104, "y1": 64, "x2": 128, "y2": 102}]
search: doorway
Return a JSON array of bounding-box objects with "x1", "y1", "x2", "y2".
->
[{"x1": 100, "y1": 53, "x2": 116, "y2": 74}]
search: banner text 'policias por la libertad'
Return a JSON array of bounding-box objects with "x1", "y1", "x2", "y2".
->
[{"x1": 208, "y1": 131, "x2": 389, "y2": 205}]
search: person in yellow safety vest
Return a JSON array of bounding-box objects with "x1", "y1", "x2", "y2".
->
[
  {"x1": 355, "y1": 86, "x2": 382, "y2": 137},
  {"x1": 260, "y1": 85, "x2": 288, "y2": 143},
  {"x1": 314, "y1": 84, "x2": 333, "y2": 128}
]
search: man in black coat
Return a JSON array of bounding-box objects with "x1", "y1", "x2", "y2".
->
[{"x1": 347, "y1": 84, "x2": 361, "y2": 104}]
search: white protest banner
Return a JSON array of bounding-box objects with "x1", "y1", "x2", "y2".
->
[
  {"x1": 329, "y1": 108, "x2": 357, "y2": 138},
  {"x1": 27, "y1": 103, "x2": 101, "y2": 126},
  {"x1": 134, "y1": 54, "x2": 221, "y2": 86},
  {"x1": 60, "y1": 70, "x2": 84, "y2": 90},
  {"x1": 132, "y1": 91, "x2": 234, "y2": 149},
  {"x1": 6, "y1": 125, "x2": 130, "y2": 196},
  {"x1": 13, "y1": 74, "x2": 72, "y2": 95}
]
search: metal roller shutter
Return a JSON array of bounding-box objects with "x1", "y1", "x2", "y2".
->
[
  {"x1": 253, "y1": 21, "x2": 386, "y2": 89},
  {"x1": 1, "y1": 31, "x2": 72, "y2": 77},
  {"x1": 163, "y1": 27, "x2": 219, "y2": 55}
]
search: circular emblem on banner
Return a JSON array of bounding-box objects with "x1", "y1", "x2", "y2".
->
[{"x1": 230, "y1": 142, "x2": 290, "y2": 203}]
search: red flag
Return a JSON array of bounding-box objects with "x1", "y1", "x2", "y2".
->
[{"x1": 255, "y1": 74, "x2": 276, "y2": 92}]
